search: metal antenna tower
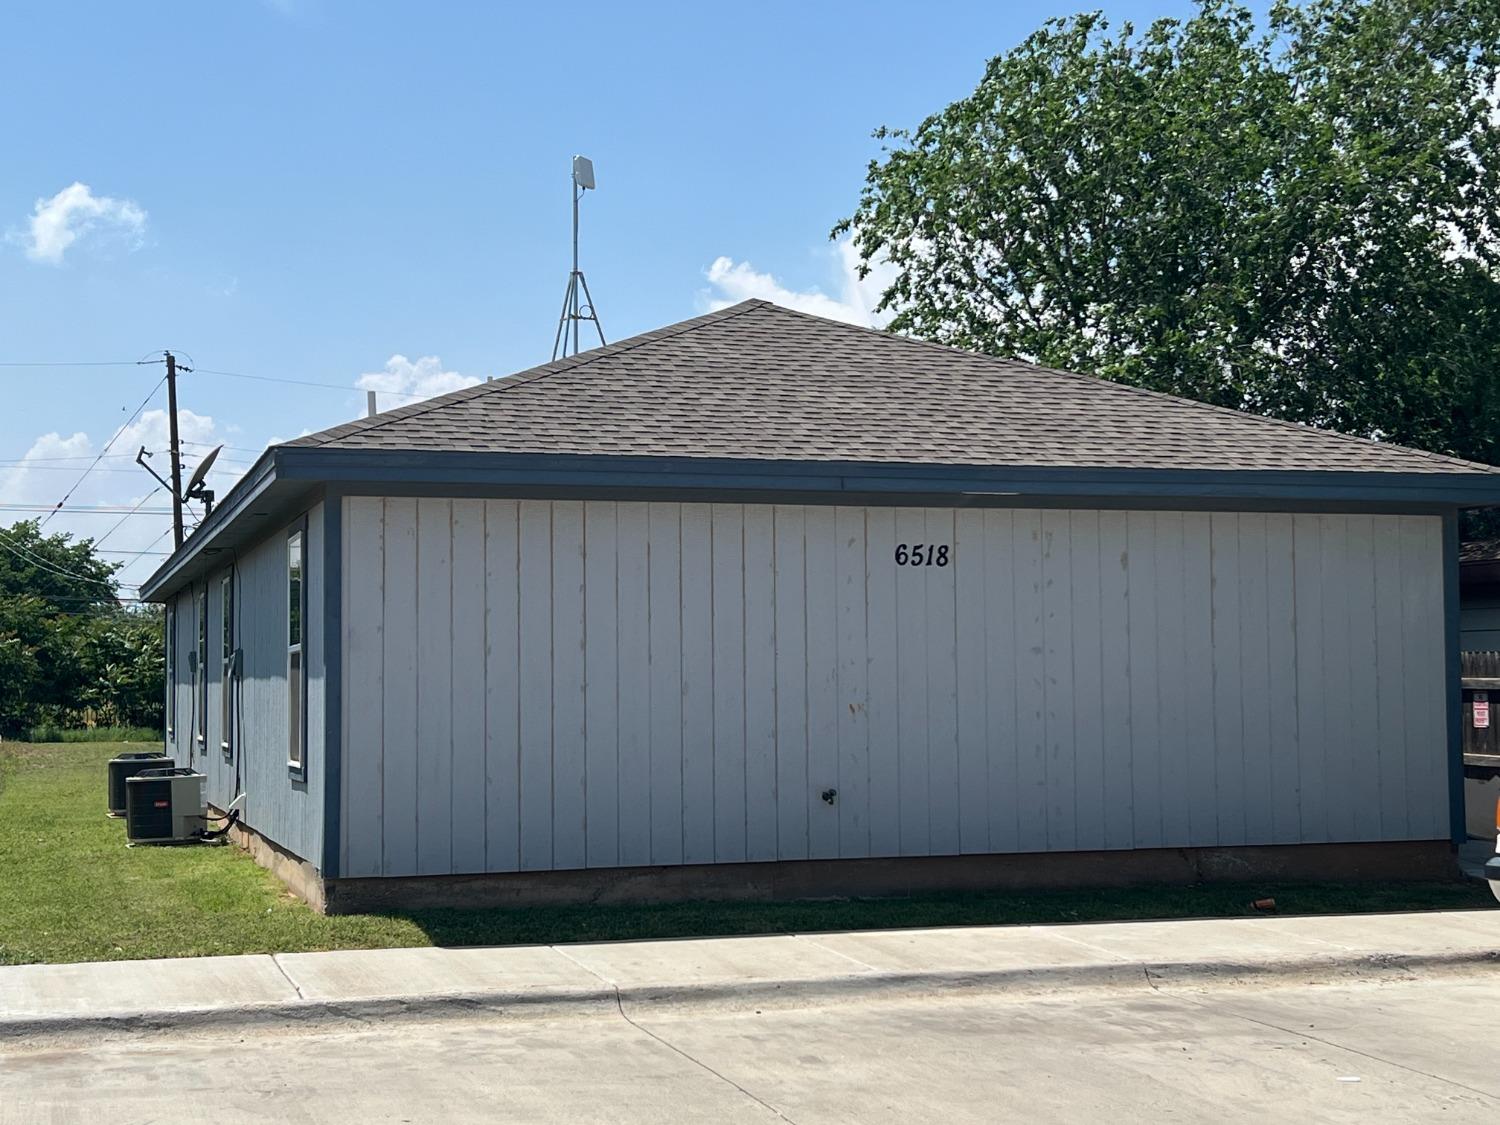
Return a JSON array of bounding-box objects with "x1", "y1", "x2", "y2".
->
[{"x1": 552, "y1": 154, "x2": 606, "y2": 360}]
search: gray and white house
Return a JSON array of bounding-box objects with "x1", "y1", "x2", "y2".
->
[{"x1": 141, "y1": 300, "x2": 1500, "y2": 911}]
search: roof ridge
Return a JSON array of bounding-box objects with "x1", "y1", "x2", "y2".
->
[
  {"x1": 753, "y1": 301, "x2": 1500, "y2": 476},
  {"x1": 289, "y1": 300, "x2": 770, "y2": 449}
]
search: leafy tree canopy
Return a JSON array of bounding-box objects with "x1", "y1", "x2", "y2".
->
[
  {"x1": 0, "y1": 521, "x2": 162, "y2": 737},
  {"x1": 839, "y1": 0, "x2": 1500, "y2": 464}
]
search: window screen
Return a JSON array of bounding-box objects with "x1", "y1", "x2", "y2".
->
[
  {"x1": 165, "y1": 603, "x2": 176, "y2": 740},
  {"x1": 195, "y1": 586, "x2": 207, "y2": 746},
  {"x1": 221, "y1": 572, "x2": 234, "y2": 757},
  {"x1": 287, "y1": 530, "x2": 305, "y2": 770}
]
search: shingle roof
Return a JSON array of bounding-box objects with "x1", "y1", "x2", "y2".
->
[{"x1": 287, "y1": 300, "x2": 1499, "y2": 476}]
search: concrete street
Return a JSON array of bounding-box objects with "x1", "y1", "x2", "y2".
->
[
  {"x1": 3, "y1": 972, "x2": 1498, "y2": 1123},
  {"x1": 3, "y1": 910, "x2": 1498, "y2": 1122}
]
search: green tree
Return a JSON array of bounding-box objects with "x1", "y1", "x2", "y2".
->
[
  {"x1": 0, "y1": 520, "x2": 160, "y2": 736},
  {"x1": 73, "y1": 605, "x2": 165, "y2": 730},
  {"x1": 838, "y1": 0, "x2": 1500, "y2": 462}
]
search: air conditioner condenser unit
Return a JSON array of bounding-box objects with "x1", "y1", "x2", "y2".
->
[
  {"x1": 125, "y1": 768, "x2": 207, "y2": 844},
  {"x1": 107, "y1": 751, "x2": 174, "y2": 817}
]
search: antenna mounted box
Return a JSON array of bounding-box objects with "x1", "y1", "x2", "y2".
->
[{"x1": 572, "y1": 155, "x2": 595, "y2": 190}]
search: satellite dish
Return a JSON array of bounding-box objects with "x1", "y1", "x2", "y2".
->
[
  {"x1": 183, "y1": 444, "x2": 222, "y2": 500},
  {"x1": 572, "y1": 154, "x2": 595, "y2": 191}
]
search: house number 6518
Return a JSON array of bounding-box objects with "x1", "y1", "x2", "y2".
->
[{"x1": 895, "y1": 544, "x2": 949, "y2": 567}]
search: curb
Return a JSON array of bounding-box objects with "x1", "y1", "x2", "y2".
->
[{"x1": 4, "y1": 948, "x2": 1497, "y2": 1045}]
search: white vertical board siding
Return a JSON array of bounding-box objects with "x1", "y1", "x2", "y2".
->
[
  {"x1": 616, "y1": 502, "x2": 653, "y2": 866},
  {"x1": 343, "y1": 498, "x2": 386, "y2": 876},
  {"x1": 647, "y1": 504, "x2": 684, "y2": 864},
  {"x1": 550, "y1": 501, "x2": 587, "y2": 871},
  {"x1": 380, "y1": 499, "x2": 419, "y2": 874},
  {"x1": 415, "y1": 498, "x2": 453, "y2": 874},
  {"x1": 745, "y1": 505, "x2": 780, "y2": 861},
  {"x1": 341, "y1": 500, "x2": 1450, "y2": 876},
  {"x1": 450, "y1": 499, "x2": 488, "y2": 872},
  {"x1": 482, "y1": 501, "x2": 521, "y2": 871}
]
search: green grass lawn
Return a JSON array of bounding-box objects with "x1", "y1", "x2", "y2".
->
[
  {"x1": 1, "y1": 740, "x2": 1492, "y2": 966},
  {"x1": 0, "y1": 741, "x2": 426, "y2": 965}
]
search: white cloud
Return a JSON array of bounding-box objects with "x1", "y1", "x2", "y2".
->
[
  {"x1": 17, "y1": 182, "x2": 147, "y2": 265},
  {"x1": 0, "y1": 408, "x2": 246, "y2": 596},
  {"x1": 703, "y1": 234, "x2": 899, "y2": 328},
  {"x1": 356, "y1": 355, "x2": 483, "y2": 404}
]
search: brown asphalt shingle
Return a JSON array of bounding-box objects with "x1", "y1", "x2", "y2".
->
[{"x1": 287, "y1": 300, "x2": 1499, "y2": 476}]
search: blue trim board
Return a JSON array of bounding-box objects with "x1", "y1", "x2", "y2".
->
[
  {"x1": 278, "y1": 448, "x2": 1500, "y2": 506},
  {"x1": 140, "y1": 445, "x2": 1500, "y2": 602},
  {"x1": 1445, "y1": 509, "x2": 1466, "y2": 846},
  {"x1": 333, "y1": 481, "x2": 1455, "y2": 517},
  {"x1": 321, "y1": 490, "x2": 343, "y2": 879}
]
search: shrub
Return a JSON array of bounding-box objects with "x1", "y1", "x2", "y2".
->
[{"x1": 25, "y1": 725, "x2": 162, "y2": 744}]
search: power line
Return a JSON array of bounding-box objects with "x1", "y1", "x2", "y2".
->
[
  {"x1": 103, "y1": 523, "x2": 177, "y2": 573},
  {"x1": 194, "y1": 367, "x2": 433, "y2": 401},
  {"x1": 0, "y1": 452, "x2": 256, "y2": 468},
  {"x1": 0, "y1": 524, "x2": 124, "y2": 585},
  {"x1": 0, "y1": 462, "x2": 255, "y2": 474},
  {"x1": 0, "y1": 359, "x2": 432, "y2": 400},
  {"x1": 92, "y1": 491, "x2": 165, "y2": 551},
  {"x1": 0, "y1": 531, "x2": 116, "y2": 589},
  {"x1": 0, "y1": 454, "x2": 156, "y2": 464},
  {"x1": 0, "y1": 594, "x2": 148, "y2": 611},
  {"x1": 0, "y1": 360, "x2": 143, "y2": 368},
  {"x1": 180, "y1": 440, "x2": 265, "y2": 454},
  {"x1": 1, "y1": 504, "x2": 174, "y2": 515},
  {"x1": 37, "y1": 372, "x2": 167, "y2": 530}
]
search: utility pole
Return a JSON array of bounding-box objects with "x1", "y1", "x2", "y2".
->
[{"x1": 165, "y1": 351, "x2": 184, "y2": 550}]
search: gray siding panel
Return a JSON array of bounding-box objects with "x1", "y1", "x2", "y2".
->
[
  {"x1": 450, "y1": 499, "x2": 487, "y2": 873},
  {"x1": 339, "y1": 499, "x2": 1450, "y2": 876},
  {"x1": 342, "y1": 497, "x2": 385, "y2": 877},
  {"x1": 380, "y1": 498, "x2": 419, "y2": 874},
  {"x1": 163, "y1": 503, "x2": 326, "y2": 866},
  {"x1": 1233, "y1": 514, "x2": 1268, "y2": 844},
  {"x1": 415, "y1": 498, "x2": 453, "y2": 875},
  {"x1": 1096, "y1": 511, "x2": 1132, "y2": 851},
  {"x1": 1264, "y1": 514, "x2": 1302, "y2": 843},
  {"x1": 482, "y1": 500, "x2": 521, "y2": 872}
]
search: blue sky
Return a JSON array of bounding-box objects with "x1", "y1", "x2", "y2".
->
[{"x1": 0, "y1": 0, "x2": 1208, "y2": 594}]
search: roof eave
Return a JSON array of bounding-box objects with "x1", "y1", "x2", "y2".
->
[
  {"x1": 279, "y1": 447, "x2": 1500, "y2": 506},
  {"x1": 137, "y1": 448, "x2": 281, "y2": 601},
  {"x1": 142, "y1": 446, "x2": 1500, "y2": 602}
]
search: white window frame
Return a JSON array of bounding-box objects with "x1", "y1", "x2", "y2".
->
[
  {"x1": 220, "y1": 571, "x2": 235, "y2": 758},
  {"x1": 287, "y1": 526, "x2": 306, "y2": 773},
  {"x1": 195, "y1": 586, "x2": 207, "y2": 748},
  {"x1": 165, "y1": 602, "x2": 176, "y2": 741}
]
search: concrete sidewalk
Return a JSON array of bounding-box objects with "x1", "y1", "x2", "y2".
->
[{"x1": 3, "y1": 909, "x2": 1498, "y2": 1040}]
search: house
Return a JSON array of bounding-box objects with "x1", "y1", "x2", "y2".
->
[
  {"x1": 139, "y1": 300, "x2": 1500, "y2": 912},
  {"x1": 1460, "y1": 539, "x2": 1500, "y2": 651}
]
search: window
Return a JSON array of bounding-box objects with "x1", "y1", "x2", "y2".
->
[
  {"x1": 287, "y1": 529, "x2": 305, "y2": 771},
  {"x1": 195, "y1": 586, "x2": 207, "y2": 747},
  {"x1": 165, "y1": 603, "x2": 176, "y2": 740},
  {"x1": 220, "y1": 572, "x2": 234, "y2": 757}
]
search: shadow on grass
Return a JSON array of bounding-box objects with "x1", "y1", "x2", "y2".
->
[
  {"x1": 370, "y1": 878, "x2": 1496, "y2": 949},
  {"x1": 5, "y1": 741, "x2": 1494, "y2": 963}
]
